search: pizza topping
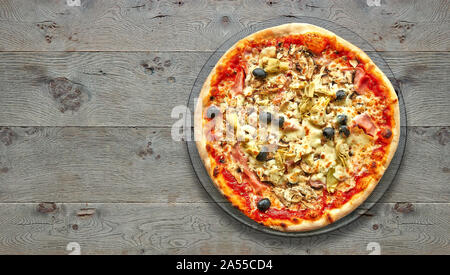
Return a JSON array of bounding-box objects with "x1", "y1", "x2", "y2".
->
[
  {"x1": 349, "y1": 59, "x2": 359, "y2": 68},
  {"x1": 260, "y1": 46, "x2": 277, "y2": 58},
  {"x1": 323, "y1": 127, "x2": 335, "y2": 139},
  {"x1": 381, "y1": 128, "x2": 393, "y2": 139},
  {"x1": 309, "y1": 179, "x2": 326, "y2": 189},
  {"x1": 231, "y1": 68, "x2": 245, "y2": 96},
  {"x1": 326, "y1": 168, "x2": 339, "y2": 193},
  {"x1": 354, "y1": 113, "x2": 377, "y2": 136},
  {"x1": 277, "y1": 116, "x2": 285, "y2": 128},
  {"x1": 256, "y1": 148, "x2": 270, "y2": 162},
  {"x1": 336, "y1": 140, "x2": 350, "y2": 168},
  {"x1": 336, "y1": 114, "x2": 348, "y2": 125},
  {"x1": 353, "y1": 67, "x2": 374, "y2": 95},
  {"x1": 339, "y1": 125, "x2": 350, "y2": 137},
  {"x1": 252, "y1": 68, "x2": 267, "y2": 79},
  {"x1": 257, "y1": 198, "x2": 271, "y2": 212},
  {"x1": 206, "y1": 105, "x2": 220, "y2": 119},
  {"x1": 259, "y1": 111, "x2": 273, "y2": 124},
  {"x1": 335, "y1": 90, "x2": 347, "y2": 100},
  {"x1": 243, "y1": 167, "x2": 267, "y2": 194}
]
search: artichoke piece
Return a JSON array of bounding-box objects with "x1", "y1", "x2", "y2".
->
[
  {"x1": 299, "y1": 98, "x2": 313, "y2": 114},
  {"x1": 274, "y1": 150, "x2": 286, "y2": 173},
  {"x1": 260, "y1": 46, "x2": 276, "y2": 58},
  {"x1": 309, "y1": 96, "x2": 330, "y2": 126},
  {"x1": 289, "y1": 80, "x2": 307, "y2": 92},
  {"x1": 315, "y1": 87, "x2": 334, "y2": 96},
  {"x1": 260, "y1": 57, "x2": 289, "y2": 74},
  {"x1": 326, "y1": 168, "x2": 339, "y2": 193},
  {"x1": 304, "y1": 73, "x2": 324, "y2": 98},
  {"x1": 304, "y1": 81, "x2": 315, "y2": 98},
  {"x1": 336, "y1": 140, "x2": 350, "y2": 168}
]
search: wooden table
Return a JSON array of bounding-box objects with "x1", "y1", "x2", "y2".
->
[{"x1": 0, "y1": 0, "x2": 448, "y2": 255}]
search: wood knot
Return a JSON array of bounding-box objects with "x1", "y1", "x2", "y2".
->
[
  {"x1": 174, "y1": 1, "x2": 184, "y2": 7},
  {"x1": 434, "y1": 127, "x2": 449, "y2": 146},
  {"x1": 77, "y1": 208, "x2": 96, "y2": 218},
  {"x1": 0, "y1": 127, "x2": 17, "y2": 146},
  {"x1": 394, "y1": 202, "x2": 414, "y2": 214},
  {"x1": 48, "y1": 77, "x2": 87, "y2": 113},
  {"x1": 141, "y1": 57, "x2": 170, "y2": 75},
  {"x1": 221, "y1": 16, "x2": 230, "y2": 26},
  {"x1": 137, "y1": 141, "x2": 154, "y2": 159},
  {"x1": 37, "y1": 202, "x2": 58, "y2": 214},
  {"x1": 36, "y1": 21, "x2": 60, "y2": 44}
]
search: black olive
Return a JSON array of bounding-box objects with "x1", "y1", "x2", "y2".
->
[
  {"x1": 252, "y1": 68, "x2": 267, "y2": 78},
  {"x1": 277, "y1": 116, "x2": 285, "y2": 128},
  {"x1": 382, "y1": 128, "x2": 392, "y2": 139},
  {"x1": 336, "y1": 114, "x2": 348, "y2": 125},
  {"x1": 336, "y1": 90, "x2": 347, "y2": 100},
  {"x1": 259, "y1": 111, "x2": 272, "y2": 124},
  {"x1": 323, "y1": 127, "x2": 335, "y2": 139},
  {"x1": 206, "y1": 105, "x2": 220, "y2": 119},
  {"x1": 339, "y1": 125, "x2": 350, "y2": 137},
  {"x1": 256, "y1": 150, "x2": 269, "y2": 162},
  {"x1": 257, "y1": 198, "x2": 271, "y2": 212}
]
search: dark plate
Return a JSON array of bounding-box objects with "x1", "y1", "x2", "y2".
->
[{"x1": 186, "y1": 16, "x2": 407, "y2": 237}]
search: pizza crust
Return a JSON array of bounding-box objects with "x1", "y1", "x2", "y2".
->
[{"x1": 195, "y1": 23, "x2": 400, "y2": 232}]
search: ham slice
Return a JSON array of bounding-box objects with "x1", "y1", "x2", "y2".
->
[
  {"x1": 353, "y1": 67, "x2": 373, "y2": 95},
  {"x1": 231, "y1": 69, "x2": 245, "y2": 96},
  {"x1": 354, "y1": 113, "x2": 377, "y2": 136},
  {"x1": 308, "y1": 179, "x2": 326, "y2": 190},
  {"x1": 231, "y1": 144, "x2": 267, "y2": 194}
]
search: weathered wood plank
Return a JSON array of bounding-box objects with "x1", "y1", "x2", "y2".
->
[
  {"x1": 0, "y1": 126, "x2": 448, "y2": 203},
  {"x1": 0, "y1": 0, "x2": 448, "y2": 52},
  {"x1": 0, "y1": 52, "x2": 448, "y2": 127},
  {"x1": 0, "y1": 52, "x2": 201, "y2": 127},
  {"x1": 0, "y1": 202, "x2": 447, "y2": 254}
]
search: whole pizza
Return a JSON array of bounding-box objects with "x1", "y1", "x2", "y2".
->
[{"x1": 194, "y1": 23, "x2": 400, "y2": 232}]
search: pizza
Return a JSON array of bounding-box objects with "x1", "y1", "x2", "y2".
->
[{"x1": 194, "y1": 23, "x2": 400, "y2": 232}]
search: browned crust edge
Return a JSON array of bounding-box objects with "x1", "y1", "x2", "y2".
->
[{"x1": 194, "y1": 23, "x2": 400, "y2": 232}]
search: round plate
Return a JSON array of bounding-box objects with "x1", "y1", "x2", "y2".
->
[{"x1": 186, "y1": 16, "x2": 407, "y2": 237}]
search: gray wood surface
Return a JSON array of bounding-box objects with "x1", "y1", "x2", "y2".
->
[
  {"x1": 0, "y1": 52, "x2": 448, "y2": 127},
  {"x1": 0, "y1": 0, "x2": 448, "y2": 52},
  {"x1": 0, "y1": 202, "x2": 448, "y2": 255},
  {"x1": 0, "y1": 126, "x2": 448, "y2": 203},
  {"x1": 0, "y1": 0, "x2": 449, "y2": 254}
]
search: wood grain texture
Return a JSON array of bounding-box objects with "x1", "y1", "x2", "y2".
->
[
  {"x1": 0, "y1": 202, "x2": 448, "y2": 255},
  {"x1": 0, "y1": 0, "x2": 449, "y2": 255},
  {"x1": 0, "y1": 52, "x2": 448, "y2": 127},
  {"x1": 0, "y1": 52, "x2": 201, "y2": 127},
  {"x1": 0, "y1": 126, "x2": 448, "y2": 203},
  {"x1": 0, "y1": 0, "x2": 448, "y2": 52}
]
